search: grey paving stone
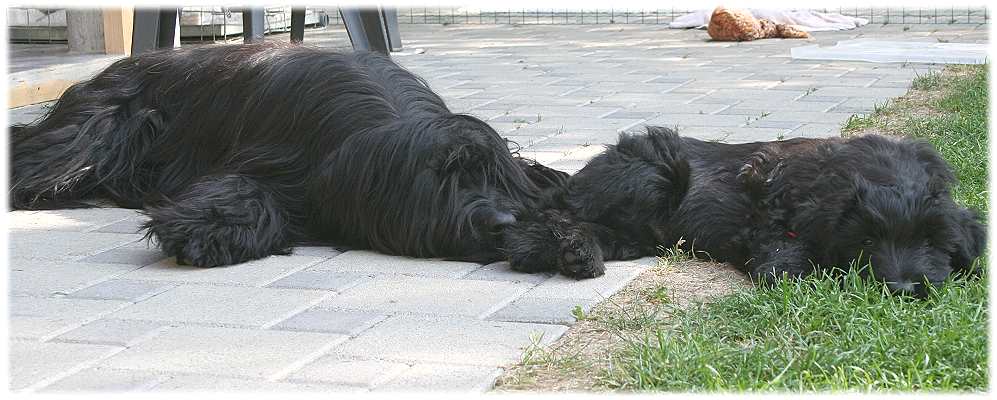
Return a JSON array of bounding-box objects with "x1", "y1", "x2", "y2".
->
[
  {"x1": 486, "y1": 296, "x2": 597, "y2": 324},
  {"x1": 9, "y1": 230, "x2": 143, "y2": 262},
  {"x1": 68, "y1": 279, "x2": 175, "y2": 302},
  {"x1": 373, "y1": 363, "x2": 502, "y2": 392},
  {"x1": 101, "y1": 326, "x2": 348, "y2": 380},
  {"x1": 286, "y1": 356, "x2": 410, "y2": 387},
  {"x1": 7, "y1": 208, "x2": 140, "y2": 232},
  {"x1": 54, "y1": 319, "x2": 167, "y2": 346},
  {"x1": 80, "y1": 241, "x2": 167, "y2": 266},
  {"x1": 290, "y1": 245, "x2": 343, "y2": 258},
  {"x1": 334, "y1": 316, "x2": 568, "y2": 366},
  {"x1": 308, "y1": 250, "x2": 480, "y2": 278},
  {"x1": 108, "y1": 285, "x2": 332, "y2": 328},
  {"x1": 10, "y1": 316, "x2": 89, "y2": 341},
  {"x1": 9, "y1": 259, "x2": 144, "y2": 297},
  {"x1": 521, "y1": 266, "x2": 645, "y2": 301},
  {"x1": 462, "y1": 261, "x2": 554, "y2": 285},
  {"x1": 121, "y1": 254, "x2": 326, "y2": 286},
  {"x1": 791, "y1": 123, "x2": 844, "y2": 138},
  {"x1": 40, "y1": 368, "x2": 167, "y2": 392},
  {"x1": 320, "y1": 275, "x2": 530, "y2": 318},
  {"x1": 153, "y1": 375, "x2": 364, "y2": 392},
  {"x1": 746, "y1": 119, "x2": 804, "y2": 129},
  {"x1": 92, "y1": 217, "x2": 149, "y2": 234},
  {"x1": 273, "y1": 309, "x2": 388, "y2": 336},
  {"x1": 643, "y1": 113, "x2": 751, "y2": 128},
  {"x1": 267, "y1": 270, "x2": 368, "y2": 291},
  {"x1": 9, "y1": 340, "x2": 123, "y2": 391},
  {"x1": 10, "y1": 295, "x2": 131, "y2": 321}
]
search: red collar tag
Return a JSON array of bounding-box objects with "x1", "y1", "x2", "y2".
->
[{"x1": 785, "y1": 231, "x2": 799, "y2": 239}]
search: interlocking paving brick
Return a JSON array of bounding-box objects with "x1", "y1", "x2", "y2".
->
[
  {"x1": 8, "y1": 208, "x2": 139, "y2": 232},
  {"x1": 121, "y1": 254, "x2": 325, "y2": 286},
  {"x1": 9, "y1": 259, "x2": 144, "y2": 296},
  {"x1": 286, "y1": 357, "x2": 410, "y2": 387},
  {"x1": 9, "y1": 230, "x2": 143, "y2": 262},
  {"x1": 40, "y1": 368, "x2": 167, "y2": 392},
  {"x1": 152, "y1": 375, "x2": 363, "y2": 392},
  {"x1": 10, "y1": 316, "x2": 89, "y2": 341},
  {"x1": 308, "y1": 250, "x2": 480, "y2": 278},
  {"x1": 80, "y1": 241, "x2": 167, "y2": 266},
  {"x1": 273, "y1": 309, "x2": 388, "y2": 335},
  {"x1": 10, "y1": 295, "x2": 131, "y2": 321},
  {"x1": 373, "y1": 363, "x2": 503, "y2": 392},
  {"x1": 108, "y1": 285, "x2": 332, "y2": 327},
  {"x1": 334, "y1": 316, "x2": 568, "y2": 366},
  {"x1": 461, "y1": 261, "x2": 554, "y2": 285},
  {"x1": 92, "y1": 216, "x2": 149, "y2": 234},
  {"x1": 68, "y1": 279, "x2": 175, "y2": 301},
  {"x1": 521, "y1": 266, "x2": 645, "y2": 301},
  {"x1": 320, "y1": 275, "x2": 531, "y2": 318},
  {"x1": 101, "y1": 326, "x2": 348, "y2": 379},
  {"x1": 267, "y1": 270, "x2": 368, "y2": 291},
  {"x1": 9, "y1": 341, "x2": 123, "y2": 391},
  {"x1": 290, "y1": 245, "x2": 343, "y2": 258},
  {"x1": 55, "y1": 319, "x2": 167, "y2": 346},
  {"x1": 486, "y1": 296, "x2": 597, "y2": 324}
]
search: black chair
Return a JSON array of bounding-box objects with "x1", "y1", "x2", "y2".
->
[{"x1": 131, "y1": 7, "x2": 401, "y2": 56}]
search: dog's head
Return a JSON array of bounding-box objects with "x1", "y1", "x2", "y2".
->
[{"x1": 822, "y1": 138, "x2": 985, "y2": 297}]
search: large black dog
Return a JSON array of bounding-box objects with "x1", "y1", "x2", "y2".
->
[
  {"x1": 554, "y1": 126, "x2": 986, "y2": 296},
  {"x1": 9, "y1": 42, "x2": 601, "y2": 277}
]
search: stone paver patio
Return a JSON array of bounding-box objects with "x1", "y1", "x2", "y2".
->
[{"x1": 7, "y1": 23, "x2": 986, "y2": 392}]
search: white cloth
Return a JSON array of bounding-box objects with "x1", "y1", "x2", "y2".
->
[{"x1": 669, "y1": 8, "x2": 869, "y2": 32}]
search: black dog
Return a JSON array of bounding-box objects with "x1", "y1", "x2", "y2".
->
[
  {"x1": 553, "y1": 126, "x2": 986, "y2": 296},
  {"x1": 9, "y1": 42, "x2": 603, "y2": 278}
]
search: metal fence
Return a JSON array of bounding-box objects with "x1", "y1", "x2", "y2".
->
[
  {"x1": 384, "y1": 7, "x2": 989, "y2": 25},
  {"x1": 6, "y1": 6, "x2": 989, "y2": 45}
]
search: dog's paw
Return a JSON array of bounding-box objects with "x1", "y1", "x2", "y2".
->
[
  {"x1": 747, "y1": 260, "x2": 810, "y2": 286},
  {"x1": 557, "y1": 233, "x2": 605, "y2": 279}
]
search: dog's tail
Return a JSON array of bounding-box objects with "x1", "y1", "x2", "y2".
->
[{"x1": 616, "y1": 126, "x2": 691, "y2": 211}]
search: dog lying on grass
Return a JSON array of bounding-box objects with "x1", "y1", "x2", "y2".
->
[
  {"x1": 553, "y1": 126, "x2": 985, "y2": 296},
  {"x1": 9, "y1": 42, "x2": 606, "y2": 278}
]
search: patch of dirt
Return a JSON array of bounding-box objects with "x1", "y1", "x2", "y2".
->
[
  {"x1": 493, "y1": 258, "x2": 750, "y2": 392},
  {"x1": 844, "y1": 65, "x2": 973, "y2": 137}
]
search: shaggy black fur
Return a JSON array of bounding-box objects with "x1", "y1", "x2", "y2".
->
[
  {"x1": 555, "y1": 126, "x2": 986, "y2": 297},
  {"x1": 9, "y1": 42, "x2": 602, "y2": 278}
]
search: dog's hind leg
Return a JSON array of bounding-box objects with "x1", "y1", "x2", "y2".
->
[
  {"x1": 10, "y1": 83, "x2": 159, "y2": 209},
  {"x1": 142, "y1": 174, "x2": 293, "y2": 267}
]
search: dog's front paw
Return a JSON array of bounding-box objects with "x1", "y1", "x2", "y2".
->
[
  {"x1": 558, "y1": 234, "x2": 605, "y2": 279},
  {"x1": 747, "y1": 259, "x2": 811, "y2": 286}
]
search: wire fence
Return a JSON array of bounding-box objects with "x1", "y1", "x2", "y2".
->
[
  {"x1": 7, "y1": 6, "x2": 989, "y2": 45},
  {"x1": 382, "y1": 7, "x2": 989, "y2": 25}
]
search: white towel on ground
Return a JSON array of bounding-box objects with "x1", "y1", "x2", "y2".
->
[{"x1": 669, "y1": 8, "x2": 869, "y2": 31}]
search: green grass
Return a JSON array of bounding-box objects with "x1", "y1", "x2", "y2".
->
[
  {"x1": 608, "y1": 269, "x2": 987, "y2": 391},
  {"x1": 608, "y1": 65, "x2": 989, "y2": 392}
]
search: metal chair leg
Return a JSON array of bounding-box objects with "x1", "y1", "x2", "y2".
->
[
  {"x1": 242, "y1": 7, "x2": 265, "y2": 43},
  {"x1": 290, "y1": 7, "x2": 306, "y2": 43},
  {"x1": 340, "y1": 7, "x2": 390, "y2": 55},
  {"x1": 131, "y1": 7, "x2": 179, "y2": 55},
  {"x1": 382, "y1": 8, "x2": 402, "y2": 51}
]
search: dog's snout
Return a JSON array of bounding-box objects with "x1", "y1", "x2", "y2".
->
[{"x1": 886, "y1": 280, "x2": 915, "y2": 294}]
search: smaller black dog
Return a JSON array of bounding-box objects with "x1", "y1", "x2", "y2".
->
[{"x1": 550, "y1": 127, "x2": 985, "y2": 296}]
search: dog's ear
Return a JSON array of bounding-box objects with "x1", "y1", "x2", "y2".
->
[
  {"x1": 911, "y1": 139, "x2": 957, "y2": 197},
  {"x1": 947, "y1": 206, "x2": 986, "y2": 274}
]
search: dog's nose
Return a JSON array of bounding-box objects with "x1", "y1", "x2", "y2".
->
[
  {"x1": 886, "y1": 280, "x2": 914, "y2": 292},
  {"x1": 886, "y1": 280, "x2": 923, "y2": 297}
]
